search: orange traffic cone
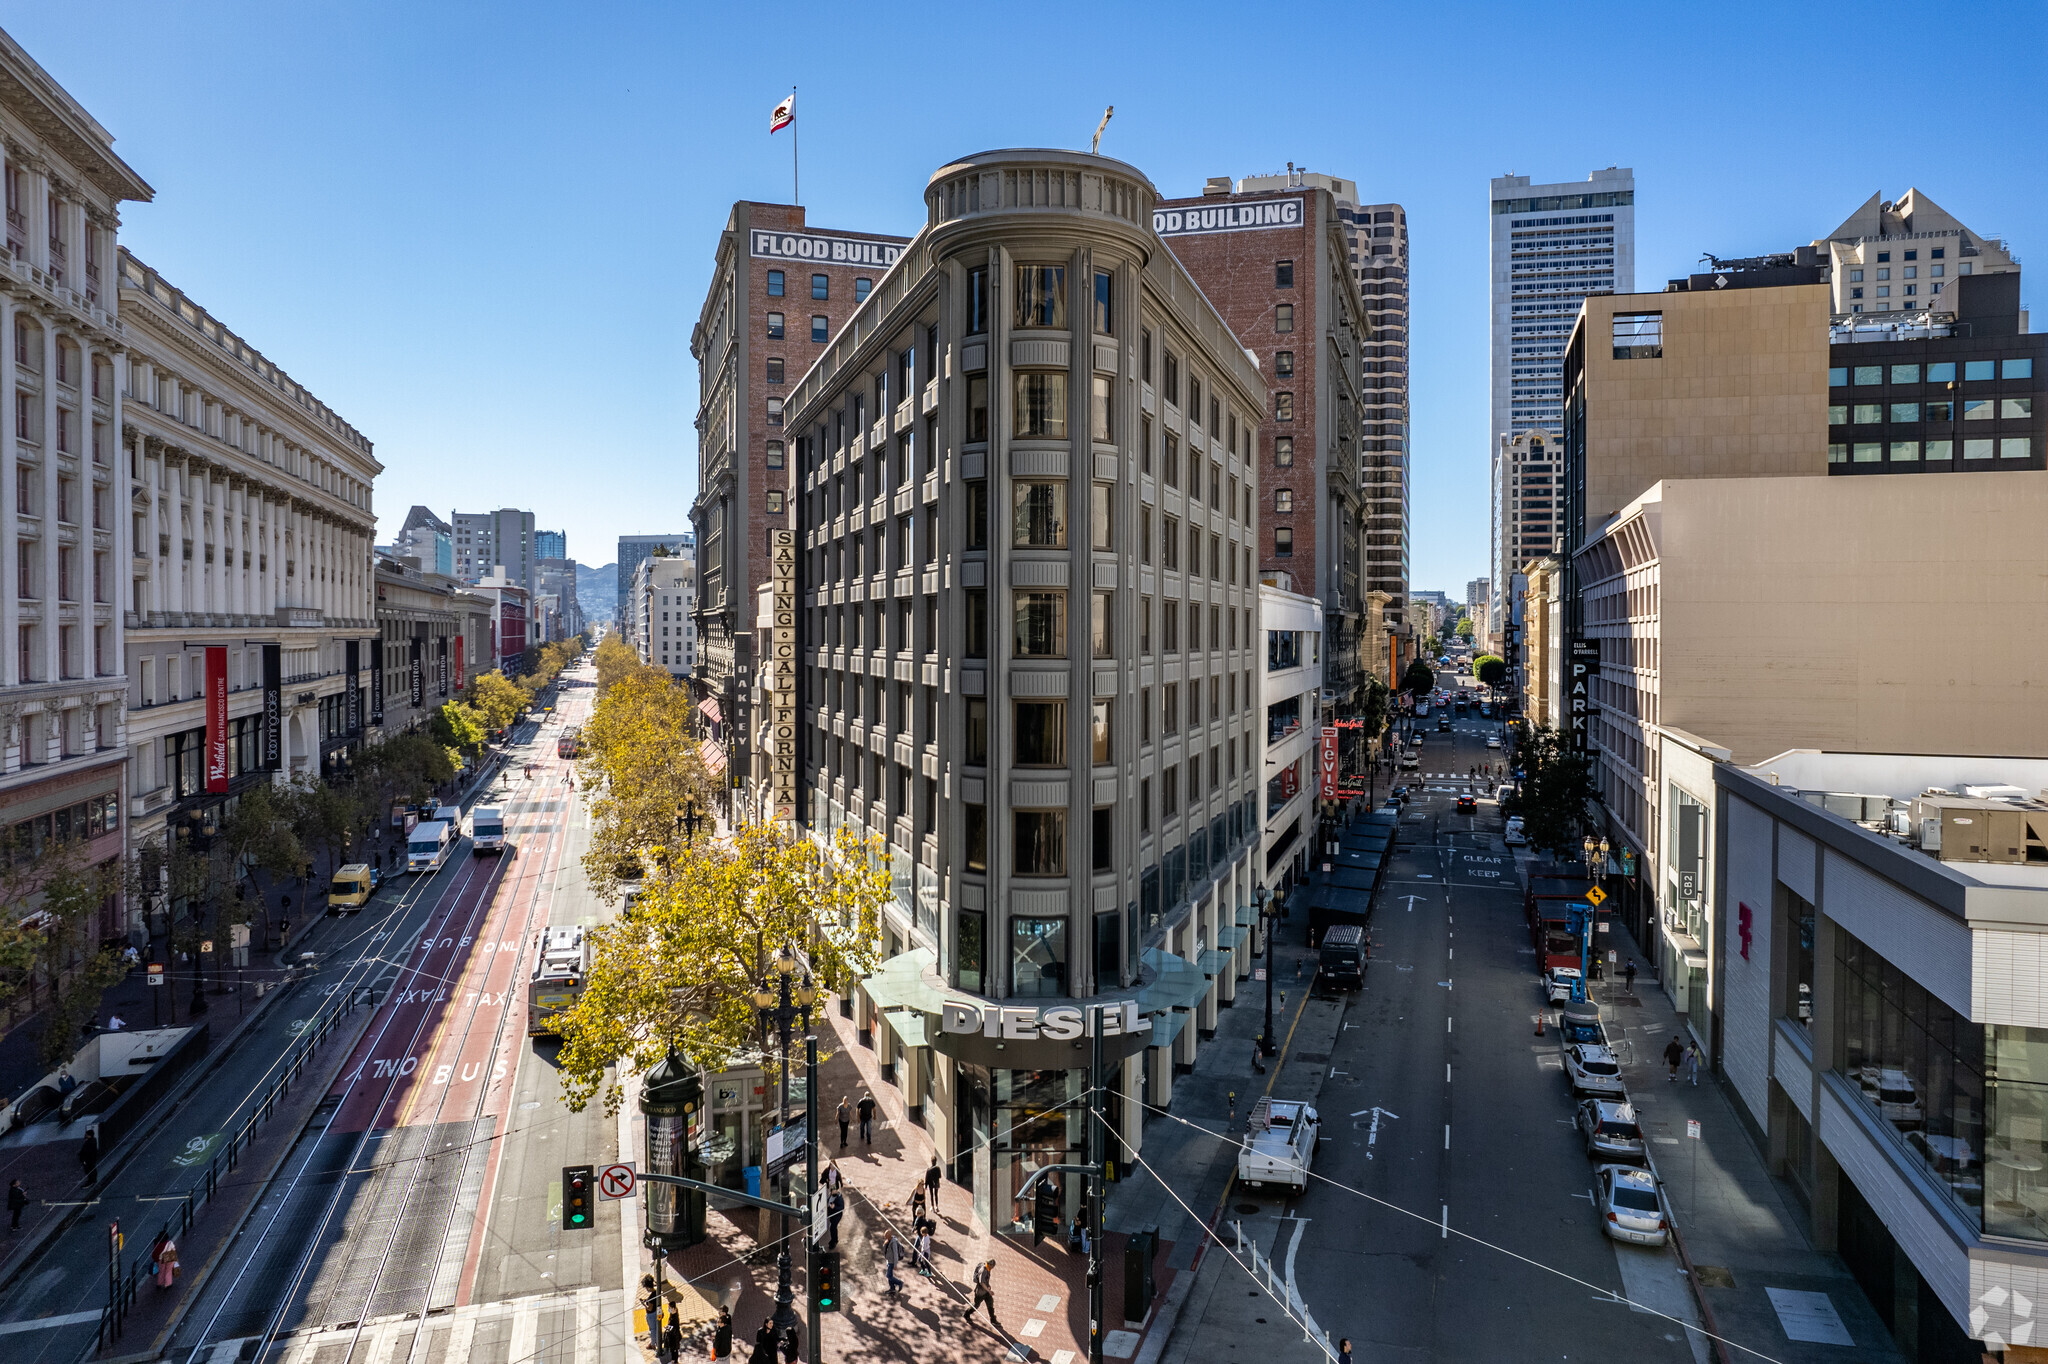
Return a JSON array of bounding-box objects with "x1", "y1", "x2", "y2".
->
[{"x1": 1534, "y1": 1011, "x2": 1545, "y2": 1036}]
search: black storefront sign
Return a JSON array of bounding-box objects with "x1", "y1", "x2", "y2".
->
[
  {"x1": 1566, "y1": 637, "x2": 1599, "y2": 756},
  {"x1": 371, "y1": 638, "x2": 384, "y2": 724},
  {"x1": 438, "y1": 636, "x2": 449, "y2": 698},
  {"x1": 345, "y1": 640, "x2": 361, "y2": 734},
  {"x1": 410, "y1": 637, "x2": 425, "y2": 708},
  {"x1": 262, "y1": 644, "x2": 282, "y2": 770}
]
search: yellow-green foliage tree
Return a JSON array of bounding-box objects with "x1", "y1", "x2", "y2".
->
[
  {"x1": 592, "y1": 632, "x2": 639, "y2": 696},
  {"x1": 466, "y1": 670, "x2": 527, "y2": 734},
  {"x1": 578, "y1": 663, "x2": 710, "y2": 901},
  {"x1": 556, "y1": 822, "x2": 891, "y2": 1113}
]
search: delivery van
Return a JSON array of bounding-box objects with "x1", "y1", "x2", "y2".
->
[
  {"x1": 407, "y1": 821, "x2": 453, "y2": 875},
  {"x1": 471, "y1": 806, "x2": 506, "y2": 854},
  {"x1": 433, "y1": 804, "x2": 462, "y2": 830},
  {"x1": 328, "y1": 863, "x2": 378, "y2": 914}
]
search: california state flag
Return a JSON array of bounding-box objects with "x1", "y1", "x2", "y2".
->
[{"x1": 770, "y1": 94, "x2": 794, "y2": 134}]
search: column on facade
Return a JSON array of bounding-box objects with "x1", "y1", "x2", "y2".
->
[
  {"x1": 28, "y1": 167, "x2": 49, "y2": 273},
  {"x1": 107, "y1": 349, "x2": 125, "y2": 680},
  {"x1": 168, "y1": 454, "x2": 187, "y2": 618},
  {"x1": 0, "y1": 294, "x2": 16, "y2": 682},
  {"x1": 39, "y1": 319, "x2": 59, "y2": 681}
]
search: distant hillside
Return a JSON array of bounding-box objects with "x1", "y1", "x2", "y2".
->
[{"x1": 578, "y1": 562, "x2": 617, "y2": 624}]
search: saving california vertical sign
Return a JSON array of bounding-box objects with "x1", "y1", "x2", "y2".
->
[{"x1": 769, "y1": 529, "x2": 797, "y2": 825}]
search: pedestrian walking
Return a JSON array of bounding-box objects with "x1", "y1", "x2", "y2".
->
[
  {"x1": 1338, "y1": 1338, "x2": 1354, "y2": 1364},
  {"x1": 857, "y1": 1092, "x2": 876, "y2": 1144},
  {"x1": 916, "y1": 1226, "x2": 934, "y2": 1278},
  {"x1": 1624, "y1": 960, "x2": 1638, "y2": 994},
  {"x1": 925, "y1": 1154, "x2": 942, "y2": 1214},
  {"x1": 639, "y1": 1274, "x2": 661, "y2": 1337},
  {"x1": 750, "y1": 1320, "x2": 776, "y2": 1364},
  {"x1": 882, "y1": 1228, "x2": 904, "y2": 1294},
  {"x1": 824, "y1": 1160, "x2": 843, "y2": 1192},
  {"x1": 826, "y1": 1188, "x2": 845, "y2": 1249},
  {"x1": 78, "y1": 1126, "x2": 100, "y2": 1185},
  {"x1": 779, "y1": 1324, "x2": 801, "y2": 1364},
  {"x1": 1663, "y1": 1035, "x2": 1685, "y2": 1081},
  {"x1": 965, "y1": 1258, "x2": 1000, "y2": 1326},
  {"x1": 1686, "y1": 1042, "x2": 1703, "y2": 1085},
  {"x1": 660, "y1": 1312, "x2": 682, "y2": 1364},
  {"x1": 1251, "y1": 1040, "x2": 1266, "y2": 1075},
  {"x1": 837, "y1": 1097, "x2": 851, "y2": 1150},
  {"x1": 909, "y1": 1183, "x2": 926, "y2": 1226},
  {"x1": 153, "y1": 1235, "x2": 179, "y2": 1289},
  {"x1": 712, "y1": 1307, "x2": 733, "y2": 1360},
  {"x1": 7, "y1": 1178, "x2": 26, "y2": 1231}
]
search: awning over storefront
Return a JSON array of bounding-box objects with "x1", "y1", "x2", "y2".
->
[
  {"x1": 699, "y1": 740, "x2": 727, "y2": 778},
  {"x1": 1138, "y1": 947, "x2": 1210, "y2": 1015},
  {"x1": 1216, "y1": 924, "x2": 1248, "y2": 950},
  {"x1": 879, "y1": 1007, "x2": 929, "y2": 1049},
  {"x1": 860, "y1": 946, "x2": 942, "y2": 1016},
  {"x1": 1197, "y1": 948, "x2": 1231, "y2": 978},
  {"x1": 1147, "y1": 1009, "x2": 1189, "y2": 1050},
  {"x1": 698, "y1": 697, "x2": 723, "y2": 725}
]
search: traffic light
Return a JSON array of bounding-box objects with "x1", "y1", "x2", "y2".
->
[
  {"x1": 562, "y1": 1165, "x2": 593, "y2": 1231},
  {"x1": 811, "y1": 1249, "x2": 841, "y2": 1312}
]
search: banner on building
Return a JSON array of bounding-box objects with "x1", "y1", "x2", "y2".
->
[
  {"x1": 769, "y1": 529, "x2": 798, "y2": 824},
  {"x1": 1152, "y1": 197, "x2": 1303, "y2": 238},
  {"x1": 1566, "y1": 637, "x2": 1600, "y2": 757},
  {"x1": 345, "y1": 640, "x2": 361, "y2": 734},
  {"x1": 410, "y1": 637, "x2": 424, "y2": 708},
  {"x1": 370, "y1": 638, "x2": 384, "y2": 724},
  {"x1": 748, "y1": 230, "x2": 902, "y2": 269},
  {"x1": 437, "y1": 636, "x2": 449, "y2": 698},
  {"x1": 1317, "y1": 725, "x2": 1339, "y2": 800},
  {"x1": 262, "y1": 644, "x2": 282, "y2": 770},
  {"x1": 204, "y1": 646, "x2": 230, "y2": 793},
  {"x1": 453, "y1": 634, "x2": 464, "y2": 693}
]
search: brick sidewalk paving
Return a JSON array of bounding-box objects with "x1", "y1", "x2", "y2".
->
[{"x1": 655, "y1": 1004, "x2": 1174, "y2": 1362}]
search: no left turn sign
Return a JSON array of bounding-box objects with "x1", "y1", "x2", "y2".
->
[{"x1": 599, "y1": 1162, "x2": 637, "y2": 1201}]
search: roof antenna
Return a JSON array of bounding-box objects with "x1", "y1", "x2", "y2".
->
[{"x1": 1091, "y1": 105, "x2": 1113, "y2": 155}]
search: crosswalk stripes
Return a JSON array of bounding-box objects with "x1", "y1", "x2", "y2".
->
[{"x1": 206, "y1": 1286, "x2": 621, "y2": 1364}]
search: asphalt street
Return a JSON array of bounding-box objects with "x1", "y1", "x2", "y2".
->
[{"x1": 1279, "y1": 689, "x2": 1706, "y2": 1364}]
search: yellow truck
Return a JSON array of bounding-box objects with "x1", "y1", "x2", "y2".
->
[{"x1": 328, "y1": 863, "x2": 378, "y2": 914}]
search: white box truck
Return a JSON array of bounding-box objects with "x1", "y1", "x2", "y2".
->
[
  {"x1": 406, "y1": 820, "x2": 452, "y2": 875},
  {"x1": 1237, "y1": 1098, "x2": 1320, "y2": 1193},
  {"x1": 471, "y1": 807, "x2": 506, "y2": 855}
]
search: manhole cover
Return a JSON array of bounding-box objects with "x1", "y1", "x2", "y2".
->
[
  {"x1": 1236, "y1": 1203, "x2": 1262, "y2": 1214},
  {"x1": 1694, "y1": 1265, "x2": 1736, "y2": 1288},
  {"x1": 1296, "y1": 1053, "x2": 1329, "y2": 1064}
]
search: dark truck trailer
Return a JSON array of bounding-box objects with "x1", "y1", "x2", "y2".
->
[
  {"x1": 1526, "y1": 867, "x2": 1597, "y2": 974},
  {"x1": 1317, "y1": 924, "x2": 1366, "y2": 995}
]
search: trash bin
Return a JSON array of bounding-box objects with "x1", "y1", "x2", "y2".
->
[
  {"x1": 1123, "y1": 1227, "x2": 1158, "y2": 1325},
  {"x1": 744, "y1": 1165, "x2": 762, "y2": 1199}
]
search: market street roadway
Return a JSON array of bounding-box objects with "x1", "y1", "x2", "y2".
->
[
  {"x1": 1278, "y1": 717, "x2": 1703, "y2": 1364},
  {"x1": 169, "y1": 666, "x2": 629, "y2": 1363}
]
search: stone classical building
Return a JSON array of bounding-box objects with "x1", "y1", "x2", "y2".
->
[
  {"x1": 0, "y1": 31, "x2": 153, "y2": 936},
  {"x1": 372, "y1": 554, "x2": 487, "y2": 739},
  {"x1": 625, "y1": 549, "x2": 694, "y2": 679},
  {"x1": 788, "y1": 149, "x2": 1266, "y2": 1235},
  {"x1": 119, "y1": 250, "x2": 380, "y2": 859}
]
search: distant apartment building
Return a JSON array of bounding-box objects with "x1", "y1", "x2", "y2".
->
[
  {"x1": 1259, "y1": 583, "x2": 1322, "y2": 902},
  {"x1": 452, "y1": 507, "x2": 536, "y2": 592},
  {"x1": 393, "y1": 505, "x2": 453, "y2": 577},
  {"x1": 688, "y1": 202, "x2": 908, "y2": 815},
  {"x1": 535, "y1": 528, "x2": 565, "y2": 561},
  {"x1": 1157, "y1": 171, "x2": 1378, "y2": 711},
  {"x1": 626, "y1": 551, "x2": 695, "y2": 679},
  {"x1": 615, "y1": 532, "x2": 693, "y2": 631},
  {"x1": 1488, "y1": 429, "x2": 1561, "y2": 673},
  {"x1": 1810, "y1": 188, "x2": 2020, "y2": 319},
  {"x1": 468, "y1": 571, "x2": 530, "y2": 671},
  {"x1": 373, "y1": 554, "x2": 481, "y2": 737}
]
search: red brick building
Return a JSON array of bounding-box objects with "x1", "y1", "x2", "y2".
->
[
  {"x1": 1155, "y1": 181, "x2": 1377, "y2": 704},
  {"x1": 688, "y1": 204, "x2": 908, "y2": 818}
]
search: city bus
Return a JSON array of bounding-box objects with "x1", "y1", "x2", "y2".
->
[
  {"x1": 528, "y1": 925, "x2": 591, "y2": 1038},
  {"x1": 557, "y1": 726, "x2": 582, "y2": 759}
]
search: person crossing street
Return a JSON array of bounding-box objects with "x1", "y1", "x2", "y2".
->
[{"x1": 965, "y1": 1258, "x2": 1000, "y2": 1326}]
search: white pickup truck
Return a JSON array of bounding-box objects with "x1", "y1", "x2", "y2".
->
[{"x1": 1237, "y1": 1098, "x2": 1320, "y2": 1193}]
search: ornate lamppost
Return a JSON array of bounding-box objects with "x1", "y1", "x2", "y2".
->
[{"x1": 751, "y1": 945, "x2": 819, "y2": 1353}]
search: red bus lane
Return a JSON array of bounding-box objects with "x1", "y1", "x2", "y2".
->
[{"x1": 326, "y1": 850, "x2": 509, "y2": 1133}]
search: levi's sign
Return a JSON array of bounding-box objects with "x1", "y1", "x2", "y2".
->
[
  {"x1": 1153, "y1": 197, "x2": 1302, "y2": 237},
  {"x1": 751, "y1": 231, "x2": 903, "y2": 268},
  {"x1": 940, "y1": 1000, "x2": 1152, "y2": 1041}
]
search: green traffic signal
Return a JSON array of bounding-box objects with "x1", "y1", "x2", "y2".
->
[
  {"x1": 812, "y1": 1249, "x2": 841, "y2": 1311},
  {"x1": 563, "y1": 1165, "x2": 593, "y2": 1231}
]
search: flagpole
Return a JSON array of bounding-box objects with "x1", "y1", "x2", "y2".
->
[{"x1": 791, "y1": 85, "x2": 799, "y2": 206}]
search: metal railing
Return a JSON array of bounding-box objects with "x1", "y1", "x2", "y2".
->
[{"x1": 97, "y1": 981, "x2": 375, "y2": 1350}]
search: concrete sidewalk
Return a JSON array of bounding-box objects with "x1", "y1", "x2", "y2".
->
[{"x1": 1587, "y1": 924, "x2": 1907, "y2": 1364}]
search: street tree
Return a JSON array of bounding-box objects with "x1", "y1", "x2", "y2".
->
[
  {"x1": 0, "y1": 832, "x2": 127, "y2": 1066},
  {"x1": 593, "y1": 632, "x2": 639, "y2": 695},
  {"x1": 1399, "y1": 658, "x2": 1436, "y2": 697},
  {"x1": 466, "y1": 670, "x2": 526, "y2": 734},
  {"x1": 1505, "y1": 724, "x2": 1598, "y2": 854},
  {"x1": 1473, "y1": 654, "x2": 1507, "y2": 689},
  {"x1": 555, "y1": 821, "x2": 891, "y2": 1114},
  {"x1": 359, "y1": 731, "x2": 457, "y2": 804},
  {"x1": 283, "y1": 779, "x2": 369, "y2": 881},
  {"x1": 1455, "y1": 614, "x2": 1474, "y2": 639},
  {"x1": 578, "y1": 663, "x2": 711, "y2": 901},
  {"x1": 430, "y1": 700, "x2": 487, "y2": 764}
]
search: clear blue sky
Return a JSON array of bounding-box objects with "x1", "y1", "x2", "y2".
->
[{"x1": 10, "y1": 2, "x2": 2042, "y2": 593}]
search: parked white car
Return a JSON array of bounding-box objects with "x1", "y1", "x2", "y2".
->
[
  {"x1": 1566, "y1": 1043, "x2": 1627, "y2": 1099},
  {"x1": 1595, "y1": 1164, "x2": 1669, "y2": 1246}
]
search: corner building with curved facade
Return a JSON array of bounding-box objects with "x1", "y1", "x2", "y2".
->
[{"x1": 786, "y1": 150, "x2": 1266, "y2": 1234}]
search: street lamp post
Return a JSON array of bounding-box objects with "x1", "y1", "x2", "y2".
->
[
  {"x1": 751, "y1": 945, "x2": 818, "y2": 1356},
  {"x1": 1257, "y1": 886, "x2": 1278, "y2": 1056},
  {"x1": 1579, "y1": 836, "x2": 1610, "y2": 998}
]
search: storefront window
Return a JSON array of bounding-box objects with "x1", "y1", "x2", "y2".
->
[
  {"x1": 1011, "y1": 915, "x2": 1067, "y2": 997},
  {"x1": 1787, "y1": 888, "x2": 1814, "y2": 1030},
  {"x1": 995, "y1": 1069, "x2": 1084, "y2": 1236},
  {"x1": 1014, "y1": 810, "x2": 1066, "y2": 877},
  {"x1": 957, "y1": 909, "x2": 985, "y2": 993}
]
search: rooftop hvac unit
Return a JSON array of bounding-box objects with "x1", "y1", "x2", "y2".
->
[{"x1": 1909, "y1": 795, "x2": 2048, "y2": 866}]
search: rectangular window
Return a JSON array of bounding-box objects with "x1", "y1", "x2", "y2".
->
[
  {"x1": 766, "y1": 357, "x2": 785, "y2": 384},
  {"x1": 1889, "y1": 403, "x2": 1919, "y2": 423},
  {"x1": 1013, "y1": 591, "x2": 1067, "y2": 657},
  {"x1": 1925, "y1": 440, "x2": 1953, "y2": 461},
  {"x1": 967, "y1": 266, "x2": 988, "y2": 333},
  {"x1": 1275, "y1": 392, "x2": 1294, "y2": 422},
  {"x1": 766, "y1": 440, "x2": 785, "y2": 468},
  {"x1": 1162, "y1": 601, "x2": 1179, "y2": 653},
  {"x1": 964, "y1": 804, "x2": 987, "y2": 872},
  {"x1": 1162, "y1": 681, "x2": 1179, "y2": 735},
  {"x1": 1275, "y1": 488, "x2": 1293, "y2": 513},
  {"x1": 1274, "y1": 435, "x2": 1293, "y2": 467},
  {"x1": 1963, "y1": 399, "x2": 1993, "y2": 421},
  {"x1": 1889, "y1": 441, "x2": 1919, "y2": 462},
  {"x1": 1091, "y1": 700, "x2": 1111, "y2": 764},
  {"x1": 1091, "y1": 483, "x2": 1112, "y2": 551},
  {"x1": 1162, "y1": 516, "x2": 1179, "y2": 570},
  {"x1": 1927, "y1": 362, "x2": 1956, "y2": 383},
  {"x1": 1274, "y1": 303, "x2": 1294, "y2": 333},
  {"x1": 810, "y1": 315, "x2": 828, "y2": 343},
  {"x1": 766, "y1": 312, "x2": 784, "y2": 339},
  {"x1": 1015, "y1": 701, "x2": 1066, "y2": 765},
  {"x1": 1091, "y1": 374, "x2": 1112, "y2": 442},
  {"x1": 1852, "y1": 365, "x2": 1882, "y2": 386},
  {"x1": 1852, "y1": 404, "x2": 1883, "y2": 424},
  {"x1": 1612, "y1": 312, "x2": 1663, "y2": 359},
  {"x1": 2002, "y1": 438, "x2": 2032, "y2": 461},
  {"x1": 811, "y1": 273, "x2": 829, "y2": 300},
  {"x1": 2006, "y1": 358, "x2": 2034, "y2": 380},
  {"x1": 1092, "y1": 593, "x2": 1113, "y2": 657},
  {"x1": 1965, "y1": 360, "x2": 1996, "y2": 381},
  {"x1": 1163, "y1": 434, "x2": 1179, "y2": 488},
  {"x1": 1013, "y1": 815, "x2": 1067, "y2": 880},
  {"x1": 1013, "y1": 372, "x2": 1068, "y2": 438},
  {"x1": 965, "y1": 588, "x2": 987, "y2": 657},
  {"x1": 766, "y1": 269, "x2": 784, "y2": 297},
  {"x1": 1011, "y1": 909, "x2": 1066, "y2": 996},
  {"x1": 1013, "y1": 481, "x2": 1068, "y2": 547},
  {"x1": 1275, "y1": 259, "x2": 1294, "y2": 288},
  {"x1": 1187, "y1": 604, "x2": 1200, "y2": 652},
  {"x1": 1828, "y1": 367, "x2": 1847, "y2": 386},
  {"x1": 854, "y1": 277, "x2": 871, "y2": 302},
  {"x1": 1890, "y1": 364, "x2": 1920, "y2": 384},
  {"x1": 1140, "y1": 329, "x2": 1153, "y2": 383},
  {"x1": 1164, "y1": 353, "x2": 1179, "y2": 406},
  {"x1": 966, "y1": 374, "x2": 989, "y2": 442},
  {"x1": 1964, "y1": 439, "x2": 1996, "y2": 461},
  {"x1": 1274, "y1": 526, "x2": 1294, "y2": 556},
  {"x1": 1828, "y1": 405, "x2": 1848, "y2": 425},
  {"x1": 2003, "y1": 398, "x2": 2034, "y2": 420},
  {"x1": 1014, "y1": 265, "x2": 1067, "y2": 328},
  {"x1": 1274, "y1": 350, "x2": 1294, "y2": 378},
  {"x1": 966, "y1": 479, "x2": 989, "y2": 549},
  {"x1": 1139, "y1": 778, "x2": 1151, "y2": 832},
  {"x1": 1852, "y1": 443, "x2": 1882, "y2": 463},
  {"x1": 1162, "y1": 765, "x2": 1178, "y2": 817},
  {"x1": 1139, "y1": 511, "x2": 1152, "y2": 565},
  {"x1": 766, "y1": 396, "x2": 784, "y2": 427},
  {"x1": 1093, "y1": 271, "x2": 1113, "y2": 334},
  {"x1": 1140, "y1": 415, "x2": 1152, "y2": 475}
]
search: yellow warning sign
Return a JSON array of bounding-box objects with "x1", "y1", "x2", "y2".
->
[{"x1": 1586, "y1": 886, "x2": 1608, "y2": 906}]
